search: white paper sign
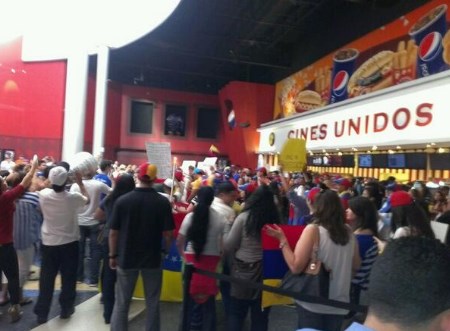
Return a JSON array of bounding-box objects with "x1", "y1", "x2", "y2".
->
[
  {"x1": 145, "y1": 142, "x2": 172, "y2": 179},
  {"x1": 203, "y1": 157, "x2": 217, "y2": 166},
  {"x1": 181, "y1": 160, "x2": 196, "y2": 174}
]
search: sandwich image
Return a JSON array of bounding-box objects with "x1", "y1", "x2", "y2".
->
[
  {"x1": 347, "y1": 50, "x2": 394, "y2": 97},
  {"x1": 294, "y1": 90, "x2": 322, "y2": 113}
]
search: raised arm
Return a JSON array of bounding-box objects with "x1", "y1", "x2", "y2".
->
[{"x1": 20, "y1": 155, "x2": 39, "y2": 189}]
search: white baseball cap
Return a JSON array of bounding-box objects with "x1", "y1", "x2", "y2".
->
[
  {"x1": 163, "y1": 178, "x2": 174, "y2": 189},
  {"x1": 49, "y1": 166, "x2": 68, "y2": 186}
]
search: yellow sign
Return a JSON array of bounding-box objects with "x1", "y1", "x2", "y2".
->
[{"x1": 279, "y1": 138, "x2": 307, "y2": 172}]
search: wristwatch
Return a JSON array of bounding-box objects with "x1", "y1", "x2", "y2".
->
[
  {"x1": 279, "y1": 241, "x2": 287, "y2": 249},
  {"x1": 109, "y1": 254, "x2": 118, "y2": 259}
]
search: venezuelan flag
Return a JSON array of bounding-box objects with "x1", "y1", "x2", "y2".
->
[
  {"x1": 161, "y1": 211, "x2": 186, "y2": 301},
  {"x1": 261, "y1": 225, "x2": 305, "y2": 308}
]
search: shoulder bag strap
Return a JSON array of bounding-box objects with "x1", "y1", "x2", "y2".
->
[{"x1": 308, "y1": 225, "x2": 320, "y2": 270}]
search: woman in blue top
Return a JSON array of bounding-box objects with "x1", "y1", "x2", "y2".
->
[{"x1": 346, "y1": 196, "x2": 379, "y2": 313}]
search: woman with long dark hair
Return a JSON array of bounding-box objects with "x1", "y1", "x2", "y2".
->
[
  {"x1": 266, "y1": 189, "x2": 360, "y2": 331},
  {"x1": 94, "y1": 174, "x2": 135, "y2": 324},
  {"x1": 346, "y1": 196, "x2": 379, "y2": 313},
  {"x1": 224, "y1": 184, "x2": 280, "y2": 331},
  {"x1": 177, "y1": 186, "x2": 226, "y2": 331}
]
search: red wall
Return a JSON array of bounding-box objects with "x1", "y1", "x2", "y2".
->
[
  {"x1": 0, "y1": 38, "x2": 67, "y2": 159},
  {"x1": 116, "y1": 85, "x2": 222, "y2": 165},
  {"x1": 219, "y1": 81, "x2": 275, "y2": 169},
  {"x1": 0, "y1": 38, "x2": 275, "y2": 168}
]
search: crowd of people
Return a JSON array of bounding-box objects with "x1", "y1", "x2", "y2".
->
[{"x1": 0, "y1": 155, "x2": 450, "y2": 331}]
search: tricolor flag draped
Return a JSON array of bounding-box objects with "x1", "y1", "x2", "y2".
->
[
  {"x1": 261, "y1": 225, "x2": 305, "y2": 308},
  {"x1": 134, "y1": 211, "x2": 186, "y2": 301},
  {"x1": 161, "y1": 211, "x2": 186, "y2": 301}
]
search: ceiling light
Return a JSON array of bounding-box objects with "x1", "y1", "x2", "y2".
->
[
  {"x1": 388, "y1": 149, "x2": 395, "y2": 154},
  {"x1": 396, "y1": 145, "x2": 401, "y2": 149}
]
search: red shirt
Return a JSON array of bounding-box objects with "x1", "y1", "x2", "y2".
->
[{"x1": 0, "y1": 184, "x2": 25, "y2": 244}]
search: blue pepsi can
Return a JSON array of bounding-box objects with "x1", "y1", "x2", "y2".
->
[
  {"x1": 329, "y1": 48, "x2": 359, "y2": 104},
  {"x1": 409, "y1": 4, "x2": 449, "y2": 78}
]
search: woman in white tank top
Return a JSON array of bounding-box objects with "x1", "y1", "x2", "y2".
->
[{"x1": 266, "y1": 189, "x2": 360, "y2": 331}]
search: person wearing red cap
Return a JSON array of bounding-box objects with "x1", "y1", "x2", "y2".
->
[
  {"x1": 109, "y1": 163, "x2": 175, "y2": 331},
  {"x1": 390, "y1": 191, "x2": 435, "y2": 239},
  {"x1": 298, "y1": 187, "x2": 321, "y2": 225}
]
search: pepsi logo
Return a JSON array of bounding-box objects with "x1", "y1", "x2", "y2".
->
[
  {"x1": 419, "y1": 32, "x2": 442, "y2": 61},
  {"x1": 332, "y1": 70, "x2": 349, "y2": 96}
]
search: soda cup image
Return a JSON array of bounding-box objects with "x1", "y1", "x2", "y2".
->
[
  {"x1": 409, "y1": 4, "x2": 449, "y2": 78},
  {"x1": 329, "y1": 48, "x2": 359, "y2": 104}
]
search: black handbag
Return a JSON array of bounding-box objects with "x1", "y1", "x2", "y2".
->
[
  {"x1": 230, "y1": 258, "x2": 263, "y2": 300},
  {"x1": 280, "y1": 225, "x2": 330, "y2": 299}
]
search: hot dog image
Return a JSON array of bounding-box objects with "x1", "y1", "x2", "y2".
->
[
  {"x1": 347, "y1": 50, "x2": 394, "y2": 97},
  {"x1": 294, "y1": 90, "x2": 322, "y2": 113}
]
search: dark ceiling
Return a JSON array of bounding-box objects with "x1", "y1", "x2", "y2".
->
[{"x1": 103, "y1": 0, "x2": 430, "y2": 94}]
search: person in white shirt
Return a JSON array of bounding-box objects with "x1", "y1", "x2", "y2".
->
[
  {"x1": 211, "y1": 181, "x2": 237, "y2": 317},
  {"x1": 70, "y1": 172, "x2": 112, "y2": 286},
  {"x1": 34, "y1": 167, "x2": 89, "y2": 324}
]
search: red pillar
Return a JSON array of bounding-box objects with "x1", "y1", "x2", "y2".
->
[{"x1": 219, "y1": 81, "x2": 274, "y2": 169}]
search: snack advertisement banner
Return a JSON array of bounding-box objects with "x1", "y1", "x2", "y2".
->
[{"x1": 274, "y1": 0, "x2": 450, "y2": 119}]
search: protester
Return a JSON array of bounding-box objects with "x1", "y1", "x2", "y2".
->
[
  {"x1": 0, "y1": 156, "x2": 38, "y2": 322},
  {"x1": 109, "y1": 163, "x2": 175, "y2": 331},
  {"x1": 266, "y1": 189, "x2": 360, "y2": 331},
  {"x1": 34, "y1": 166, "x2": 90, "y2": 324},
  {"x1": 211, "y1": 181, "x2": 238, "y2": 317},
  {"x1": 93, "y1": 174, "x2": 135, "y2": 324},
  {"x1": 177, "y1": 186, "x2": 226, "y2": 331},
  {"x1": 224, "y1": 184, "x2": 280, "y2": 331},
  {"x1": 13, "y1": 170, "x2": 43, "y2": 306},
  {"x1": 346, "y1": 196, "x2": 379, "y2": 314},
  {"x1": 70, "y1": 167, "x2": 112, "y2": 286},
  {"x1": 390, "y1": 191, "x2": 435, "y2": 239}
]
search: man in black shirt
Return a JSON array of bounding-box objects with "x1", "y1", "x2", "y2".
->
[{"x1": 109, "y1": 163, "x2": 174, "y2": 331}]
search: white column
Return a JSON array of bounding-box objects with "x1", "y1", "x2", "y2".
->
[
  {"x1": 92, "y1": 45, "x2": 110, "y2": 160},
  {"x1": 62, "y1": 51, "x2": 89, "y2": 161}
]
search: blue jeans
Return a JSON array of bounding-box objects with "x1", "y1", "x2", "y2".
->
[
  {"x1": 78, "y1": 224, "x2": 102, "y2": 284},
  {"x1": 111, "y1": 267, "x2": 162, "y2": 331},
  {"x1": 181, "y1": 295, "x2": 216, "y2": 331},
  {"x1": 227, "y1": 296, "x2": 270, "y2": 331},
  {"x1": 101, "y1": 240, "x2": 116, "y2": 323}
]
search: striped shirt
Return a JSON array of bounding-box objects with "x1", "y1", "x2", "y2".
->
[
  {"x1": 13, "y1": 192, "x2": 42, "y2": 250},
  {"x1": 352, "y1": 234, "x2": 378, "y2": 290}
]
